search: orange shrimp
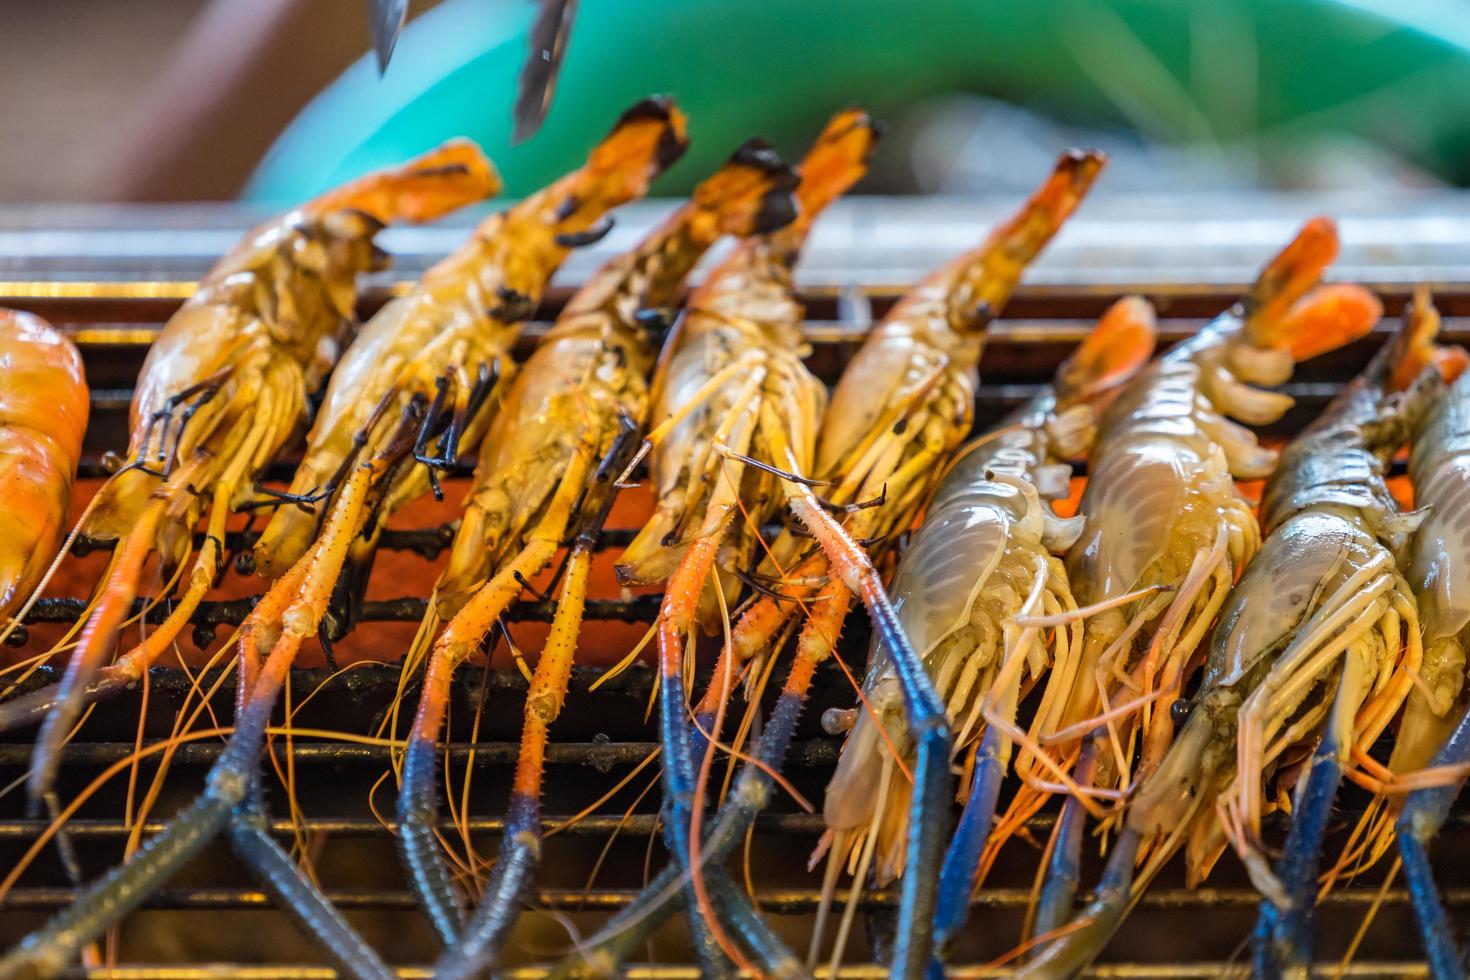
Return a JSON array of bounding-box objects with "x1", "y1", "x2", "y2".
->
[{"x1": 0, "y1": 310, "x2": 88, "y2": 619}]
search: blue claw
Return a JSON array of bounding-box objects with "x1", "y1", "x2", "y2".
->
[
  {"x1": 396, "y1": 730, "x2": 467, "y2": 946},
  {"x1": 1033, "y1": 757, "x2": 1093, "y2": 946},
  {"x1": 1252, "y1": 730, "x2": 1345, "y2": 978},
  {"x1": 933, "y1": 724, "x2": 1006, "y2": 951},
  {"x1": 228, "y1": 805, "x2": 395, "y2": 980},
  {"x1": 1396, "y1": 701, "x2": 1470, "y2": 980},
  {"x1": 863, "y1": 586, "x2": 952, "y2": 977}
]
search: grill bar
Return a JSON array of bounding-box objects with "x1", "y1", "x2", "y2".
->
[
  {"x1": 5, "y1": 885, "x2": 1460, "y2": 914},
  {"x1": 47, "y1": 965, "x2": 1432, "y2": 980}
]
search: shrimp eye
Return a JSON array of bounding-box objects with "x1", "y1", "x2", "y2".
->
[{"x1": 1170, "y1": 698, "x2": 1191, "y2": 725}]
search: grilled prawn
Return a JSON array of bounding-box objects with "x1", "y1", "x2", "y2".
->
[
  {"x1": 0, "y1": 103, "x2": 682, "y2": 980},
  {"x1": 0, "y1": 310, "x2": 88, "y2": 620},
  {"x1": 995, "y1": 220, "x2": 1380, "y2": 956},
  {"x1": 392, "y1": 134, "x2": 800, "y2": 979},
  {"x1": 1019, "y1": 289, "x2": 1450, "y2": 980},
  {"x1": 0, "y1": 143, "x2": 499, "y2": 808},
  {"x1": 1367, "y1": 295, "x2": 1470, "y2": 980},
  {"x1": 821, "y1": 298, "x2": 1155, "y2": 961}
]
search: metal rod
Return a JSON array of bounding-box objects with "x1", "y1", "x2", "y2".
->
[{"x1": 4, "y1": 885, "x2": 1440, "y2": 913}]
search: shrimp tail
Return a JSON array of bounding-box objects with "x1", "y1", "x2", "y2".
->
[
  {"x1": 303, "y1": 138, "x2": 502, "y2": 225},
  {"x1": 932, "y1": 148, "x2": 1107, "y2": 331},
  {"x1": 1275, "y1": 282, "x2": 1384, "y2": 363},
  {"x1": 556, "y1": 96, "x2": 690, "y2": 229},
  {"x1": 686, "y1": 137, "x2": 800, "y2": 239},
  {"x1": 1242, "y1": 216, "x2": 1340, "y2": 337},
  {"x1": 1055, "y1": 295, "x2": 1158, "y2": 407},
  {"x1": 772, "y1": 108, "x2": 883, "y2": 247},
  {"x1": 1387, "y1": 288, "x2": 1470, "y2": 392},
  {"x1": 1237, "y1": 217, "x2": 1379, "y2": 363}
]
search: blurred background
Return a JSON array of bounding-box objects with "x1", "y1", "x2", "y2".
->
[{"x1": 5, "y1": 0, "x2": 1470, "y2": 203}]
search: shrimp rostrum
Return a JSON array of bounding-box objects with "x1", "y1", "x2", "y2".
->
[
  {"x1": 0, "y1": 103, "x2": 683, "y2": 980},
  {"x1": 0, "y1": 310, "x2": 88, "y2": 625},
  {"x1": 819, "y1": 297, "x2": 1155, "y2": 962},
  {"x1": 994, "y1": 219, "x2": 1380, "y2": 964},
  {"x1": 1019, "y1": 285, "x2": 1449, "y2": 980},
  {"x1": 393, "y1": 132, "x2": 803, "y2": 979},
  {"x1": 0, "y1": 142, "x2": 500, "y2": 806}
]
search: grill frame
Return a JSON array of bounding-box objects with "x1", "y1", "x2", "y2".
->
[{"x1": 1, "y1": 196, "x2": 1468, "y2": 976}]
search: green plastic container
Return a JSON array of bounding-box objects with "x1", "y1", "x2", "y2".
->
[{"x1": 246, "y1": 0, "x2": 1470, "y2": 200}]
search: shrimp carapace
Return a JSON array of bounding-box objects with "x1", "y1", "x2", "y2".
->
[
  {"x1": 0, "y1": 310, "x2": 88, "y2": 619},
  {"x1": 388, "y1": 133, "x2": 803, "y2": 973},
  {"x1": 6, "y1": 140, "x2": 500, "y2": 810},
  {"x1": 0, "y1": 101, "x2": 690, "y2": 980},
  {"x1": 820, "y1": 297, "x2": 1156, "y2": 966}
]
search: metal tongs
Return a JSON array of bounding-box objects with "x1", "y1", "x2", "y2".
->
[{"x1": 368, "y1": 0, "x2": 576, "y2": 143}]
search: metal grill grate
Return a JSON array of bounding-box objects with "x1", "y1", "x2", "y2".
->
[{"x1": 2, "y1": 197, "x2": 1468, "y2": 977}]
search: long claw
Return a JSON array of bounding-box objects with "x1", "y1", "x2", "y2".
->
[
  {"x1": 785, "y1": 493, "x2": 951, "y2": 975},
  {"x1": 933, "y1": 724, "x2": 1008, "y2": 953},
  {"x1": 395, "y1": 729, "x2": 467, "y2": 945},
  {"x1": 550, "y1": 655, "x2": 816, "y2": 977},
  {"x1": 1019, "y1": 826, "x2": 1141, "y2": 979},
  {"x1": 1399, "y1": 829, "x2": 1464, "y2": 980},
  {"x1": 0, "y1": 793, "x2": 235, "y2": 977},
  {"x1": 1396, "y1": 701, "x2": 1470, "y2": 980},
  {"x1": 228, "y1": 804, "x2": 394, "y2": 980},
  {"x1": 1032, "y1": 740, "x2": 1098, "y2": 944}
]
